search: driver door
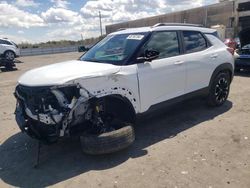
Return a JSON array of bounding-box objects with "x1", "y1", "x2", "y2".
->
[{"x1": 137, "y1": 31, "x2": 186, "y2": 112}]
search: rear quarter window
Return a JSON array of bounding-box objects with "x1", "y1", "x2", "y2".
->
[{"x1": 183, "y1": 31, "x2": 207, "y2": 53}]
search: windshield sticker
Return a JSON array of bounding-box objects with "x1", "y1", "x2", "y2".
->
[{"x1": 127, "y1": 35, "x2": 144, "y2": 40}]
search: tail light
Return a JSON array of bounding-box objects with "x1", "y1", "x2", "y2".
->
[{"x1": 227, "y1": 47, "x2": 234, "y2": 55}]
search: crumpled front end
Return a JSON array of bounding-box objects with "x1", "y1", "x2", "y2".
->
[{"x1": 14, "y1": 84, "x2": 92, "y2": 143}]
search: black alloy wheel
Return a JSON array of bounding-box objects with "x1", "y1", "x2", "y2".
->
[
  {"x1": 214, "y1": 76, "x2": 229, "y2": 104},
  {"x1": 207, "y1": 72, "x2": 230, "y2": 107}
]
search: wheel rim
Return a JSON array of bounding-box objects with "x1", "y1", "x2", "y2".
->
[
  {"x1": 5, "y1": 51, "x2": 14, "y2": 60},
  {"x1": 214, "y1": 77, "x2": 229, "y2": 103}
]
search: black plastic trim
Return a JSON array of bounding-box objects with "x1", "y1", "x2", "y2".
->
[
  {"x1": 208, "y1": 63, "x2": 234, "y2": 89},
  {"x1": 138, "y1": 87, "x2": 209, "y2": 116}
]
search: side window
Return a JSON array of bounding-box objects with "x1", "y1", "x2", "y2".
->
[
  {"x1": 143, "y1": 31, "x2": 180, "y2": 59},
  {"x1": 183, "y1": 31, "x2": 207, "y2": 53},
  {"x1": 3, "y1": 40, "x2": 12, "y2": 45},
  {"x1": 0, "y1": 39, "x2": 12, "y2": 45}
]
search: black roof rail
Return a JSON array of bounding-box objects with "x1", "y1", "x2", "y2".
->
[
  {"x1": 152, "y1": 23, "x2": 204, "y2": 28},
  {"x1": 117, "y1": 28, "x2": 128, "y2": 31}
]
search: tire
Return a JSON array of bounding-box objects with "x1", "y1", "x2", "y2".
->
[
  {"x1": 207, "y1": 71, "x2": 230, "y2": 107},
  {"x1": 5, "y1": 61, "x2": 14, "y2": 70},
  {"x1": 4, "y1": 50, "x2": 15, "y2": 61},
  {"x1": 80, "y1": 124, "x2": 135, "y2": 155}
]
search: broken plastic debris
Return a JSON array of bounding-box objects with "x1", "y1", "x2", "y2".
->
[
  {"x1": 201, "y1": 158, "x2": 207, "y2": 161},
  {"x1": 244, "y1": 137, "x2": 248, "y2": 140}
]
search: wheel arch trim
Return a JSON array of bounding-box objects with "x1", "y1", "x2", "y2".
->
[
  {"x1": 4, "y1": 50, "x2": 16, "y2": 57},
  {"x1": 94, "y1": 94, "x2": 137, "y2": 122},
  {"x1": 209, "y1": 63, "x2": 234, "y2": 89}
]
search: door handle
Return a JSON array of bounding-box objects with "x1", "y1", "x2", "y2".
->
[
  {"x1": 174, "y1": 61, "x2": 184, "y2": 65},
  {"x1": 210, "y1": 54, "x2": 218, "y2": 58}
]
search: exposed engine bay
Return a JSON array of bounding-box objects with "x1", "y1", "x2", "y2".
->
[{"x1": 14, "y1": 84, "x2": 108, "y2": 143}]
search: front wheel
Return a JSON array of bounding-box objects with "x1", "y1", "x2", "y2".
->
[
  {"x1": 80, "y1": 98, "x2": 135, "y2": 155},
  {"x1": 207, "y1": 72, "x2": 231, "y2": 107},
  {"x1": 80, "y1": 123, "x2": 135, "y2": 155}
]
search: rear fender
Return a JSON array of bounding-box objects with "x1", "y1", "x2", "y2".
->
[{"x1": 209, "y1": 63, "x2": 234, "y2": 89}]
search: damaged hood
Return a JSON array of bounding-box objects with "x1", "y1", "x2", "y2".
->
[{"x1": 18, "y1": 60, "x2": 121, "y2": 86}]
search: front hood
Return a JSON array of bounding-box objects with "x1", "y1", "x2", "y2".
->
[
  {"x1": 18, "y1": 60, "x2": 121, "y2": 86},
  {"x1": 239, "y1": 29, "x2": 250, "y2": 48}
]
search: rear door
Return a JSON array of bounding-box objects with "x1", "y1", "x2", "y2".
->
[
  {"x1": 137, "y1": 31, "x2": 186, "y2": 112},
  {"x1": 181, "y1": 31, "x2": 216, "y2": 93}
]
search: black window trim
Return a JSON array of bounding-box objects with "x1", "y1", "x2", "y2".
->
[{"x1": 181, "y1": 30, "x2": 211, "y2": 54}]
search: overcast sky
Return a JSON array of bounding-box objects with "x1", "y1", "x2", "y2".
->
[{"x1": 0, "y1": 0, "x2": 219, "y2": 43}]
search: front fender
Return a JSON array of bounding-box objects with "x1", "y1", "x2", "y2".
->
[{"x1": 70, "y1": 74, "x2": 140, "y2": 113}]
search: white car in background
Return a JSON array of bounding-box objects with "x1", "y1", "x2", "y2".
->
[
  {"x1": 14, "y1": 23, "x2": 234, "y2": 155},
  {"x1": 0, "y1": 38, "x2": 20, "y2": 61}
]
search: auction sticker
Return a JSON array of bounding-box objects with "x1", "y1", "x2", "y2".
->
[{"x1": 127, "y1": 35, "x2": 144, "y2": 40}]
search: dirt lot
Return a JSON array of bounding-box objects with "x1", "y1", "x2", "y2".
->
[{"x1": 0, "y1": 52, "x2": 250, "y2": 188}]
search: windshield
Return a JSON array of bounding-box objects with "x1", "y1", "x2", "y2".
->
[{"x1": 80, "y1": 33, "x2": 148, "y2": 65}]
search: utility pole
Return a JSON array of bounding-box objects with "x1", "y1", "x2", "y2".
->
[
  {"x1": 234, "y1": 0, "x2": 239, "y2": 37},
  {"x1": 99, "y1": 11, "x2": 103, "y2": 36},
  {"x1": 81, "y1": 33, "x2": 84, "y2": 45}
]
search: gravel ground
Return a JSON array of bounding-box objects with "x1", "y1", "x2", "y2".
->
[{"x1": 0, "y1": 52, "x2": 249, "y2": 188}]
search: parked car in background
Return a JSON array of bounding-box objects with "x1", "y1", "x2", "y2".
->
[
  {"x1": 78, "y1": 45, "x2": 89, "y2": 52},
  {"x1": 224, "y1": 38, "x2": 237, "y2": 50},
  {"x1": 234, "y1": 43, "x2": 250, "y2": 71},
  {"x1": 234, "y1": 37, "x2": 241, "y2": 49},
  {"x1": 0, "y1": 38, "x2": 20, "y2": 61}
]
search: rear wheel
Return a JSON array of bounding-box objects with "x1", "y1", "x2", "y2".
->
[
  {"x1": 4, "y1": 50, "x2": 15, "y2": 61},
  {"x1": 207, "y1": 71, "x2": 230, "y2": 107}
]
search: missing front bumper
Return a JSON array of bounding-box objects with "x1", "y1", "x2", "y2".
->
[{"x1": 15, "y1": 101, "x2": 60, "y2": 143}]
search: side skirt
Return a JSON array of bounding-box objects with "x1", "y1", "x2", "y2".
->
[{"x1": 137, "y1": 87, "x2": 209, "y2": 117}]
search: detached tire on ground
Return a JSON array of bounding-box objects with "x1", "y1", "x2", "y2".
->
[
  {"x1": 5, "y1": 61, "x2": 14, "y2": 70},
  {"x1": 80, "y1": 124, "x2": 135, "y2": 155}
]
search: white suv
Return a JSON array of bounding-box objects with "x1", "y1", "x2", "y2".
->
[
  {"x1": 0, "y1": 38, "x2": 20, "y2": 61},
  {"x1": 14, "y1": 24, "x2": 234, "y2": 154}
]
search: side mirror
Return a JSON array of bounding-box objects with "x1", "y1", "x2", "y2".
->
[{"x1": 137, "y1": 49, "x2": 160, "y2": 62}]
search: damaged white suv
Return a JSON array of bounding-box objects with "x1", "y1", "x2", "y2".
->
[{"x1": 15, "y1": 24, "x2": 234, "y2": 154}]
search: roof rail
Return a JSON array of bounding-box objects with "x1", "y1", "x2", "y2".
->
[
  {"x1": 117, "y1": 28, "x2": 128, "y2": 31},
  {"x1": 152, "y1": 23, "x2": 204, "y2": 28}
]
